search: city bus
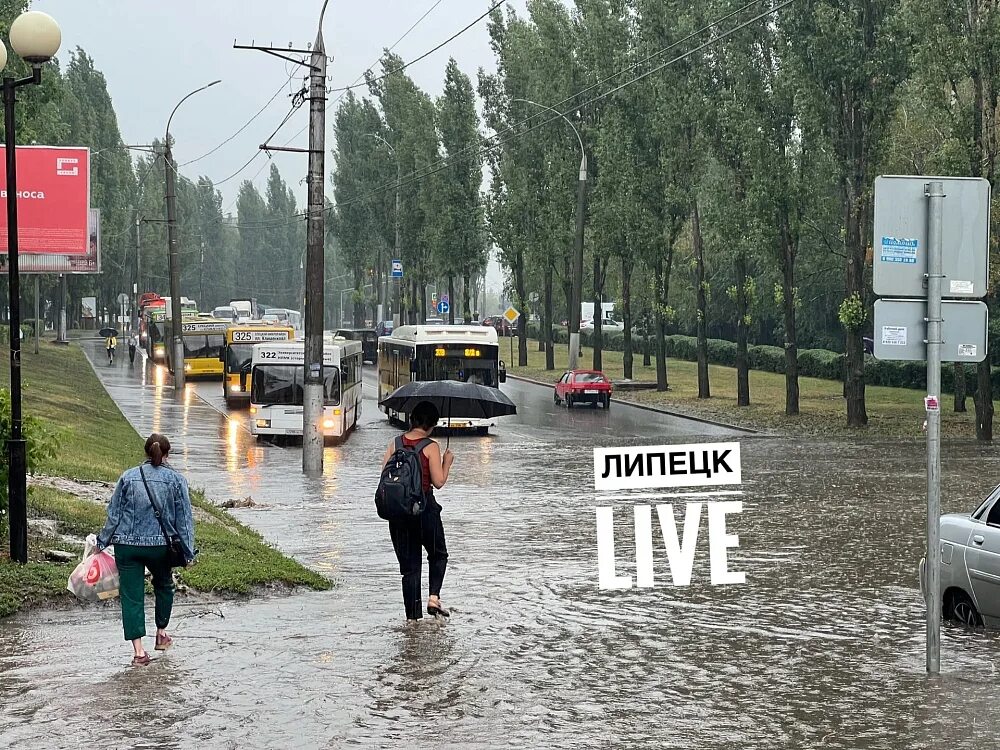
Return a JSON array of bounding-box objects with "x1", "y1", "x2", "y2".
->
[
  {"x1": 249, "y1": 337, "x2": 363, "y2": 443},
  {"x1": 141, "y1": 301, "x2": 168, "y2": 363},
  {"x1": 220, "y1": 323, "x2": 295, "y2": 407},
  {"x1": 163, "y1": 318, "x2": 228, "y2": 378},
  {"x1": 377, "y1": 324, "x2": 506, "y2": 433}
]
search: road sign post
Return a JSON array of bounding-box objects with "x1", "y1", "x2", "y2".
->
[
  {"x1": 873, "y1": 175, "x2": 990, "y2": 676},
  {"x1": 390, "y1": 260, "x2": 402, "y2": 329},
  {"x1": 503, "y1": 305, "x2": 519, "y2": 366}
]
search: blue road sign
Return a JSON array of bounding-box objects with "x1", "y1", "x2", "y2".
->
[
  {"x1": 437, "y1": 300, "x2": 449, "y2": 315},
  {"x1": 390, "y1": 259, "x2": 403, "y2": 278}
]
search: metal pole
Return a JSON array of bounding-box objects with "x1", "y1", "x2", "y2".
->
[
  {"x1": 134, "y1": 212, "x2": 141, "y2": 331},
  {"x1": 926, "y1": 180, "x2": 945, "y2": 675},
  {"x1": 32, "y1": 275, "x2": 38, "y2": 355},
  {"x1": 393, "y1": 160, "x2": 401, "y2": 330},
  {"x1": 570, "y1": 155, "x2": 587, "y2": 370},
  {"x1": 57, "y1": 273, "x2": 66, "y2": 342},
  {"x1": 4, "y1": 77, "x2": 27, "y2": 564},
  {"x1": 302, "y1": 20, "x2": 328, "y2": 476},
  {"x1": 164, "y1": 142, "x2": 185, "y2": 393}
]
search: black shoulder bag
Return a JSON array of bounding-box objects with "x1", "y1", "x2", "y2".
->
[{"x1": 139, "y1": 466, "x2": 188, "y2": 568}]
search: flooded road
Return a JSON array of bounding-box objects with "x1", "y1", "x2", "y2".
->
[{"x1": 3, "y1": 340, "x2": 1000, "y2": 749}]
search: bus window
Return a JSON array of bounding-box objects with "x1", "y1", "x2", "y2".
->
[
  {"x1": 226, "y1": 343, "x2": 255, "y2": 372},
  {"x1": 183, "y1": 334, "x2": 225, "y2": 359},
  {"x1": 323, "y1": 367, "x2": 340, "y2": 405}
]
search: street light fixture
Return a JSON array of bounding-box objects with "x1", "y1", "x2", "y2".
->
[
  {"x1": 512, "y1": 98, "x2": 587, "y2": 370},
  {"x1": 1, "y1": 10, "x2": 61, "y2": 564},
  {"x1": 163, "y1": 79, "x2": 220, "y2": 394}
]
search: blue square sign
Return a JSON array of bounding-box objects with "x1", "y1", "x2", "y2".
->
[{"x1": 390, "y1": 259, "x2": 403, "y2": 278}]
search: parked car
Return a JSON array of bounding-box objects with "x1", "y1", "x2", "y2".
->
[
  {"x1": 920, "y1": 483, "x2": 1000, "y2": 628},
  {"x1": 554, "y1": 369, "x2": 613, "y2": 409},
  {"x1": 580, "y1": 318, "x2": 624, "y2": 332}
]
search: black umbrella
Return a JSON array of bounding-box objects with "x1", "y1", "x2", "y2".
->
[
  {"x1": 99, "y1": 327, "x2": 119, "y2": 338},
  {"x1": 379, "y1": 380, "x2": 517, "y2": 447}
]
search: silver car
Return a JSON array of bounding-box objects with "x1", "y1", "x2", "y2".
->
[{"x1": 920, "y1": 484, "x2": 1000, "y2": 628}]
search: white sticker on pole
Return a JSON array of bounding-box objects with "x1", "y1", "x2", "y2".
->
[
  {"x1": 958, "y1": 344, "x2": 978, "y2": 358},
  {"x1": 594, "y1": 442, "x2": 741, "y2": 491},
  {"x1": 950, "y1": 280, "x2": 974, "y2": 295},
  {"x1": 881, "y1": 326, "x2": 907, "y2": 346},
  {"x1": 880, "y1": 236, "x2": 918, "y2": 264},
  {"x1": 924, "y1": 395, "x2": 940, "y2": 413}
]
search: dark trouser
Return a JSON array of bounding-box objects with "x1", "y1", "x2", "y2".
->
[
  {"x1": 388, "y1": 499, "x2": 448, "y2": 620},
  {"x1": 115, "y1": 544, "x2": 174, "y2": 641}
]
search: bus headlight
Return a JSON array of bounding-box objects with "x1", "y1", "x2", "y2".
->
[
  {"x1": 249, "y1": 406, "x2": 257, "y2": 414},
  {"x1": 230, "y1": 384, "x2": 242, "y2": 393},
  {"x1": 322, "y1": 418, "x2": 336, "y2": 430},
  {"x1": 184, "y1": 363, "x2": 192, "y2": 372},
  {"x1": 256, "y1": 419, "x2": 270, "y2": 428}
]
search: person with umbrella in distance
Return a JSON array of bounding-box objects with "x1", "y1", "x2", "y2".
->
[
  {"x1": 380, "y1": 400, "x2": 455, "y2": 621},
  {"x1": 100, "y1": 326, "x2": 119, "y2": 365}
]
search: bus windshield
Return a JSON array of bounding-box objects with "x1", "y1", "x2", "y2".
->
[
  {"x1": 417, "y1": 351, "x2": 497, "y2": 387},
  {"x1": 225, "y1": 343, "x2": 254, "y2": 373},
  {"x1": 251, "y1": 365, "x2": 340, "y2": 405},
  {"x1": 183, "y1": 334, "x2": 225, "y2": 359}
]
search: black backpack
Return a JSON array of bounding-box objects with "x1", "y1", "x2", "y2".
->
[{"x1": 375, "y1": 436, "x2": 432, "y2": 520}]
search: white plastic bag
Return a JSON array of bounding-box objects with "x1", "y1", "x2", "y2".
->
[{"x1": 67, "y1": 534, "x2": 119, "y2": 601}]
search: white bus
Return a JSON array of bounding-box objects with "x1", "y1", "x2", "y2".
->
[
  {"x1": 249, "y1": 338, "x2": 362, "y2": 443},
  {"x1": 377, "y1": 324, "x2": 507, "y2": 434}
]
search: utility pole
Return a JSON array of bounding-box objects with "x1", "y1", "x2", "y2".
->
[
  {"x1": 235, "y1": 2, "x2": 329, "y2": 475},
  {"x1": 164, "y1": 140, "x2": 184, "y2": 392},
  {"x1": 302, "y1": 14, "x2": 328, "y2": 476},
  {"x1": 134, "y1": 212, "x2": 141, "y2": 333}
]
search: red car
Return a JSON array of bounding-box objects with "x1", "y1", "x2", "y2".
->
[{"x1": 554, "y1": 369, "x2": 613, "y2": 409}]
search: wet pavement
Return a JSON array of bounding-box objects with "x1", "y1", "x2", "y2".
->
[{"x1": 3, "y1": 340, "x2": 1000, "y2": 748}]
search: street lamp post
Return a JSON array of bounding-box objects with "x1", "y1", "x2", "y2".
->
[
  {"x1": 1, "y1": 10, "x2": 62, "y2": 564},
  {"x1": 512, "y1": 98, "x2": 587, "y2": 370},
  {"x1": 364, "y1": 133, "x2": 400, "y2": 329},
  {"x1": 164, "y1": 80, "x2": 220, "y2": 395}
]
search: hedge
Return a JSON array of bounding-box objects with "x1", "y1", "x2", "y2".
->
[{"x1": 523, "y1": 323, "x2": 1000, "y2": 394}]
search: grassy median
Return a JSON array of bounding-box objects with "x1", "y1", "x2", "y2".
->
[
  {"x1": 509, "y1": 337, "x2": 994, "y2": 437},
  {"x1": 0, "y1": 339, "x2": 330, "y2": 619}
]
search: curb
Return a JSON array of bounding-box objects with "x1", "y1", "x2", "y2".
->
[{"x1": 505, "y1": 373, "x2": 759, "y2": 434}]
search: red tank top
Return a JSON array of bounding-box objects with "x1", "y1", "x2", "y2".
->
[{"x1": 401, "y1": 435, "x2": 432, "y2": 494}]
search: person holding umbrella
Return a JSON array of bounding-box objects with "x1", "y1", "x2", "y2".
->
[{"x1": 380, "y1": 400, "x2": 455, "y2": 621}]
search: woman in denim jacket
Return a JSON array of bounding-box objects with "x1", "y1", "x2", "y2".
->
[{"x1": 97, "y1": 433, "x2": 195, "y2": 666}]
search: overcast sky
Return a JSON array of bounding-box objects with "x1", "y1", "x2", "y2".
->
[{"x1": 31, "y1": 0, "x2": 543, "y2": 293}]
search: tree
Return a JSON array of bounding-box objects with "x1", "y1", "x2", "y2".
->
[{"x1": 786, "y1": 0, "x2": 911, "y2": 427}]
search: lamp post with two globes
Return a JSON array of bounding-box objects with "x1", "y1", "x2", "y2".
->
[{"x1": 0, "y1": 11, "x2": 62, "y2": 564}]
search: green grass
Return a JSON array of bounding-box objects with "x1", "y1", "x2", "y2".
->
[
  {"x1": 510, "y1": 338, "x2": 994, "y2": 437},
  {"x1": 0, "y1": 339, "x2": 330, "y2": 618}
]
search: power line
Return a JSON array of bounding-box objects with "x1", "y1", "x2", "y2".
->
[
  {"x1": 328, "y1": 1, "x2": 502, "y2": 94},
  {"x1": 179, "y1": 71, "x2": 298, "y2": 168}
]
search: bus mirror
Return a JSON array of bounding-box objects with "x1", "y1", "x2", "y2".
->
[
  {"x1": 499, "y1": 361, "x2": 507, "y2": 383},
  {"x1": 409, "y1": 360, "x2": 417, "y2": 375}
]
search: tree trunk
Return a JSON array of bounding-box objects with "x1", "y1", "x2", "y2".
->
[
  {"x1": 954, "y1": 363, "x2": 967, "y2": 412},
  {"x1": 693, "y1": 199, "x2": 710, "y2": 399},
  {"x1": 513, "y1": 248, "x2": 527, "y2": 366},
  {"x1": 353, "y1": 267, "x2": 364, "y2": 328},
  {"x1": 780, "y1": 211, "x2": 800, "y2": 416},
  {"x1": 419, "y1": 281, "x2": 427, "y2": 323},
  {"x1": 544, "y1": 265, "x2": 554, "y2": 370},
  {"x1": 592, "y1": 254, "x2": 603, "y2": 372},
  {"x1": 843, "y1": 179, "x2": 868, "y2": 427},
  {"x1": 735, "y1": 245, "x2": 750, "y2": 407},
  {"x1": 463, "y1": 271, "x2": 471, "y2": 324},
  {"x1": 447, "y1": 274, "x2": 455, "y2": 324},
  {"x1": 622, "y1": 253, "x2": 633, "y2": 380},
  {"x1": 653, "y1": 256, "x2": 668, "y2": 391}
]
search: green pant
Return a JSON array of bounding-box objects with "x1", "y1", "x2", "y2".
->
[{"x1": 115, "y1": 544, "x2": 174, "y2": 642}]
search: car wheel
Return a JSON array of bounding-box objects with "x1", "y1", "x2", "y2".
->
[
  {"x1": 948, "y1": 591, "x2": 984, "y2": 628},
  {"x1": 567, "y1": 395, "x2": 574, "y2": 409},
  {"x1": 604, "y1": 395, "x2": 611, "y2": 409},
  {"x1": 553, "y1": 392, "x2": 561, "y2": 405}
]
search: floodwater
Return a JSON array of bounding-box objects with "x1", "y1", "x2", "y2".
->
[{"x1": 2, "y1": 340, "x2": 1000, "y2": 749}]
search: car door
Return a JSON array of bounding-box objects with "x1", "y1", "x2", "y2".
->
[
  {"x1": 556, "y1": 372, "x2": 569, "y2": 397},
  {"x1": 967, "y1": 495, "x2": 1000, "y2": 620}
]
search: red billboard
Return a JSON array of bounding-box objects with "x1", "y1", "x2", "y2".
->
[{"x1": 0, "y1": 145, "x2": 90, "y2": 255}]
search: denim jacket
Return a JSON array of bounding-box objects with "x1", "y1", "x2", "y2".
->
[{"x1": 96, "y1": 461, "x2": 196, "y2": 561}]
